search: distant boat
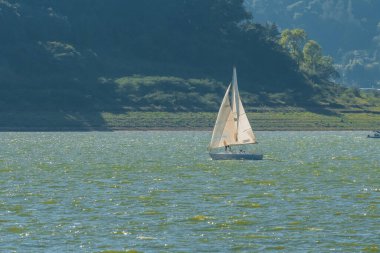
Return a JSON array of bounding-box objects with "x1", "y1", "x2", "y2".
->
[
  {"x1": 208, "y1": 67, "x2": 263, "y2": 160},
  {"x1": 367, "y1": 130, "x2": 380, "y2": 138}
]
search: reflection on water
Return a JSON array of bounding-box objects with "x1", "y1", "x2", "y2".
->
[{"x1": 0, "y1": 131, "x2": 379, "y2": 252}]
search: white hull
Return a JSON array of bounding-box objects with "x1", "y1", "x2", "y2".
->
[{"x1": 209, "y1": 152, "x2": 263, "y2": 160}]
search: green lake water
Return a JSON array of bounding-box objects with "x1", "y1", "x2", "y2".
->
[{"x1": 0, "y1": 131, "x2": 379, "y2": 252}]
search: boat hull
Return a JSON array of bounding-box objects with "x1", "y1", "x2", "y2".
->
[
  {"x1": 367, "y1": 131, "x2": 380, "y2": 138},
  {"x1": 209, "y1": 152, "x2": 263, "y2": 160}
]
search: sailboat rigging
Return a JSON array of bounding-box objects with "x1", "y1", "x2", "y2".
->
[{"x1": 208, "y1": 67, "x2": 263, "y2": 160}]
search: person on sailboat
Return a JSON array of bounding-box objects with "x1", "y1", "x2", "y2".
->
[{"x1": 223, "y1": 140, "x2": 231, "y2": 152}]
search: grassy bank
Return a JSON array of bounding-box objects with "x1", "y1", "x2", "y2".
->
[{"x1": 0, "y1": 109, "x2": 379, "y2": 131}]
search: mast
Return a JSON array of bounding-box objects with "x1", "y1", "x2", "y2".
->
[
  {"x1": 208, "y1": 67, "x2": 257, "y2": 151},
  {"x1": 232, "y1": 66, "x2": 240, "y2": 142},
  {"x1": 231, "y1": 67, "x2": 257, "y2": 145}
]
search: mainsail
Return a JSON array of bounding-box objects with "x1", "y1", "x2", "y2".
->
[{"x1": 208, "y1": 67, "x2": 257, "y2": 150}]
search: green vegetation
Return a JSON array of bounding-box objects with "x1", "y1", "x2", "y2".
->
[
  {"x1": 101, "y1": 110, "x2": 380, "y2": 131},
  {"x1": 246, "y1": 0, "x2": 380, "y2": 88},
  {"x1": 0, "y1": 0, "x2": 380, "y2": 130},
  {"x1": 279, "y1": 29, "x2": 307, "y2": 65},
  {"x1": 112, "y1": 76, "x2": 224, "y2": 111},
  {"x1": 0, "y1": 0, "x2": 336, "y2": 111},
  {"x1": 279, "y1": 29, "x2": 338, "y2": 81},
  {"x1": 1, "y1": 109, "x2": 379, "y2": 131}
]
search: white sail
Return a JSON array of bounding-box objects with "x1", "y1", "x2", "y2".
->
[
  {"x1": 208, "y1": 67, "x2": 257, "y2": 150},
  {"x1": 208, "y1": 84, "x2": 236, "y2": 150},
  {"x1": 232, "y1": 67, "x2": 257, "y2": 145}
]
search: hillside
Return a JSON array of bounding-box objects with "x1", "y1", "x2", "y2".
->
[
  {"x1": 245, "y1": 0, "x2": 380, "y2": 88},
  {"x1": 0, "y1": 0, "x2": 378, "y2": 120}
]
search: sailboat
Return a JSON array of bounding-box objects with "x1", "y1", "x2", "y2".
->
[{"x1": 208, "y1": 67, "x2": 263, "y2": 160}]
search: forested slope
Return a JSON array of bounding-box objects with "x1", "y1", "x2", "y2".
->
[
  {"x1": 0, "y1": 0, "x2": 349, "y2": 112},
  {"x1": 246, "y1": 0, "x2": 380, "y2": 88}
]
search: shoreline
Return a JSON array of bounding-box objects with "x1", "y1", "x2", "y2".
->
[
  {"x1": 0, "y1": 126, "x2": 375, "y2": 132},
  {"x1": 0, "y1": 110, "x2": 379, "y2": 132}
]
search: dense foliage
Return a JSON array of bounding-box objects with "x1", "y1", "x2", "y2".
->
[
  {"x1": 0, "y1": 0, "x2": 343, "y2": 112},
  {"x1": 246, "y1": 0, "x2": 380, "y2": 88}
]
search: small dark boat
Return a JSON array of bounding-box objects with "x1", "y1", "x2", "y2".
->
[{"x1": 367, "y1": 131, "x2": 380, "y2": 138}]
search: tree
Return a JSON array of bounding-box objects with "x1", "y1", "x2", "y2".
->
[
  {"x1": 317, "y1": 55, "x2": 339, "y2": 80},
  {"x1": 303, "y1": 40, "x2": 322, "y2": 74},
  {"x1": 279, "y1": 29, "x2": 307, "y2": 64},
  {"x1": 265, "y1": 23, "x2": 281, "y2": 42},
  {"x1": 303, "y1": 40, "x2": 339, "y2": 80}
]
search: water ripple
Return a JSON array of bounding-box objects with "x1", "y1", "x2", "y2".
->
[{"x1": 0, "y1": 131, "x2": 379, "y2": 252}]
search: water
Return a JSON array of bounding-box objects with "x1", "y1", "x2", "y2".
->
[{"x1": 0, "y1": 131, "x2": 379, "y2": 252}]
